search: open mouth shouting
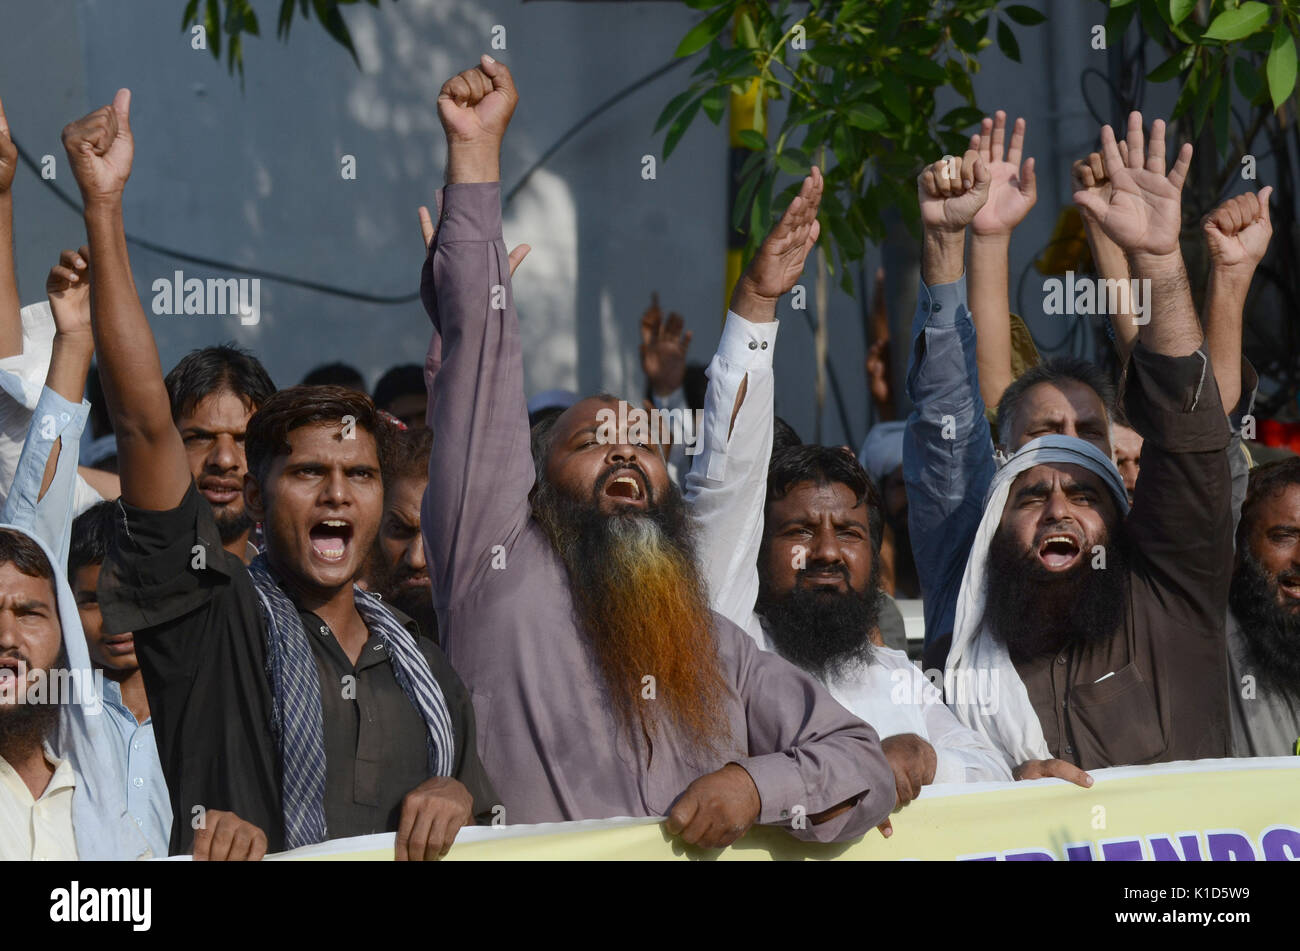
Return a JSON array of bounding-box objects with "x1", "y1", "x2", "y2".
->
[
  {"x1": 309, "y1": 518, "x2": 354, "y2": 563},
  {"x1": 1036, "y1": 529, "x2": 1083, "y2": 572},
  {"x1": 1277, "y1": 573, "x2": 1300, "y2": 607},
  {"x1": 599, "y1": 466, "x2": 648, "y2": 509}
]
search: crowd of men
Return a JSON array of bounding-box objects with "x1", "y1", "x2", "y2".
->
[{"x1": 0, "y1": 54, "x2": 1295, "y2": 861}]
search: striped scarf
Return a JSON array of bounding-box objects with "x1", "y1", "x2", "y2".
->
[{"x1": 247, "y1": 554, "x2": 455, "y2": 849}]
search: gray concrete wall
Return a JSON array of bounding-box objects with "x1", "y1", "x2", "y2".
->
[{"x1": 0, "y1": 0, "x2": 1264, "y2": 448}]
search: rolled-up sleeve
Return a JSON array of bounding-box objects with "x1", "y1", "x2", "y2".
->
[{"x1": 902, "y1": 276, "x2": 994, "y2": 667}]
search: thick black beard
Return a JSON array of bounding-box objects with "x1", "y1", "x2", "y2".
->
[
  {"x1": 214, "y1": 508, "x2": 253, "y2": 546},
  {"x1": 1229, "y1": 550, "x2": 1300, "y2": 705},
  {"x1": 984, "y1": 524, "x2": 1130, "y2": 664},
  {"x1": 754, "y1": 563, "x2": 883, "y2": 681},
  {"x1": 0, "y1": 690, "x2": 60, "y2": 761}
]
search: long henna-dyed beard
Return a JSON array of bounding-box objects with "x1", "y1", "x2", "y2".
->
[{"x1": 532, "y1": 469, "x2": 732, "y2": 764}]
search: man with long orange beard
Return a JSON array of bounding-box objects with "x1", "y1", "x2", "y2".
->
[{"x1": 420, "y1": 57, "x2": 895, "y2": 848}]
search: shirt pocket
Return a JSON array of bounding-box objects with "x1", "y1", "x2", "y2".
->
[{"x1": 1068, "y1": 662, "x2": 1167, "y2": 767}]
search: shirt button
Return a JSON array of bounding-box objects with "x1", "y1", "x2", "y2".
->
[
  {"x1": 132, "y1": 741, "x2": 141, "y2": 751},
  {"x1": 760, "y1": 341, "x2": 768, "y2": 350},
  {"x1": 133, "y1": 777, "x2": 144, "y2": 788},
  {"x1": 135, "y1": 816, "x2": 143, "y2": 826},
  {"x1": 1065, "y1": 745, "x2": 1074, "y2": 755},
  {"x1": 931, "y1": 302, "x2": 941, "y2": 313},
  {"x1": 1055, "y1": 655, "x2": 1066, "y2": 665},
  {"x1": 372, "y1": 644, "x2": 383, "y2": 652},
  {"x1": 319, "y1": 625, "x2": 329, "y2": 636},
  {"x1": 748, "y1": 341, "x2": 758, "y2": 350}
]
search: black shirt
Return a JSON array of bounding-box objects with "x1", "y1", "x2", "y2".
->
[{"x1": 99, "y1": 482, "x2": 498, "y2": 854}]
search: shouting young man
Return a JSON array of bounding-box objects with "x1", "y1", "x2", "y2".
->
[{"x1": 64, "y1": 89, "x2": 496, "y2": 858}]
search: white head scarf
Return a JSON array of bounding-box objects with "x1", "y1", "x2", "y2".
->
[{"x1": 944, "y1": 435, "x2": 1130, "y2": 768}]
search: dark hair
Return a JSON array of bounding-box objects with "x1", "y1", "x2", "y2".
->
[
  {"x1": 0, "y1": 528, "x2": 55, "y2": 584},
  {"x1": 766, "y1": 444, "x2": 884, "y2": 553},
  {"x1": 773, "y1": 415, "x2": 802, "y2": 455},
  {"x1": 386, "y1": 425, "x2": 434, "y2": 491},
  {"x1": 996, "y1": 356, "x2": 1116, "y2": 447},
  {"x1": 164, "y1": 343, "x2": 276, "y2": 423},
  {"x1": 68, "y1": 501, "x2": 118, "y2": 582},
  {"x1": 301, "y1": 362, "x2": 367, "y2": 393},
  {"x1": 245, "y1": 385, "x2": 389, "y2": 488},
  {"x1": 1238, "y1": 457, "x2": 1300, "y2": 549},
  {"x1": 529, "y1": 392, "x2": 619, "y2": 476},
  {"x1": 373, "y1": 364, "x2": 426, "y2": 412}
]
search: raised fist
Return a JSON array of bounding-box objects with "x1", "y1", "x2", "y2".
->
[
  {"x1": 437, "y1": 55, "x2": 517, "y2": 147},
  {"x1": 918, "y1": 149, "x2": 990, "y2": 233},
  {"x1": 1203, "y1": 187, "x2": 1273, "y2": 273},
  {"x1": 61, "y1": 89, "x2": 134, "y2": 204},
  {"x1": 46, "y1": 246, "x2": 92, "y2": 337}
]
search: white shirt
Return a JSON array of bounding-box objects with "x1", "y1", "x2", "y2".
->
[
  {"x1": 0, "y1": 301, "x2": 103, "y2": 518},
  {"x1": 684, "y1": 311, "x2": 1009, "y2": 784},
  {"x1": 0, "y1": 743, "x2": 80, "y2": 860}
]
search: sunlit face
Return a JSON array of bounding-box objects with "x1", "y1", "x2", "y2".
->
[
  {"x1": 1004, "y1": 381, "x2": 1112, "y2": 457},
  {"x1": 0, "y1": 564, "x2": 61, "y2": 709},
  {"x1": 1244, "y1": 484, "x2": 1300, "y2": 613},
  {"x1": 245, "y1": 422, "x2": 384, "y2": 596},
  {"x1": 178, "y1": 389, "x2": 256, "y2": 525},
  {"x1": 73, "y1": 563, "x2": 137, "y2": 674},
  {"x1": 543, "y1": 397, "x2": 672, "y2": 516},
  {"x1": 998, "y1": 463, "x2": 1119, "y2": 574},
  {"x1": 762, "y1": 481, "x2": 874, "y2": 598},
  {"x1": 1112, "y1": 424, "x2": 1143, "y2": 502},
  {"x1": 377, "y1": 474, "x2": 429, "y2": 600}
]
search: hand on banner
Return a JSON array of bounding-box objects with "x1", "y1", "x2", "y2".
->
[
  {"x1": 882, "y1": 732, "x2": 937, "y2": 806},
  {"x1": 191, "y1": 810, "x2": 268, "y2": 861},
  {"x1": 1013, "y1": 758, "x2": 1093, "y2": 788},
  {"x1": 394, "y1": 775, "x2": 474, "y2": 861},
  {"x1": 664, "y1": 762, "x2": 761, "y2": 849}
]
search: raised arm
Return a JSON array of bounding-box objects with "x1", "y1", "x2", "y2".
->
[
  {"x1": 419, "y1": 57, "x2": 535, "y2": 613},
  {"x1": 61, "y1": 90, "x2": 191, "y2": 512},
  {"x1": 1202, "y1": 188, "x2": 1272, "y2": 416},
  {"x1": 1072, "y1": 146, "x2": 1139, "y2": 363},
  {"x1": 967, "y1": 111, "x2": 1036, "y2": 411},
  {"x1": 2, "y1": 248, "x2": 96, "y2": 567},
  {"x1": 903, "y1": 149, "x2": 993, "y2": 669},
  {"x1": 1072, "y1": 113, "x2": 1200, "y2": 358},
  {"x1": 0, "y1": 97, "x2": 22, "y2": 358},
  {"x1": 684, "y1": 169, "x2": 823, "y2": 630}
]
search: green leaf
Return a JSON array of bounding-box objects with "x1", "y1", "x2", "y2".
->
[
  {"x1": 312, "y1": 0, "x2": 358, "y2": 64},
  {"x1": 1147, "y1": 47, "x2": 1193, "y2": 83},
  {"x1": 701, "y1": 86, "x2": 727, "y2": 124},
  {"x1": 663, "y1": 97, "x2": 702, "y2": 160},
  {"x1": 1266, "y1": 25, "x2": 1298, "y2": 111},
  {"x1": 845, "y1": 104, "x2": 886, "y2": 131},
  {"x1": 939, "y1": 106, "x2": 984, "y2": 130},
  {"x1": 1168, "y1": 0, "x2": 1196, "y2": 28},
  {"x1": 655, "y1": 86, "x2": 701, "y2": 134},
  {"x1": 1105, "y1": 1, "x2": 1138, "y2": 46},
  {"x1": 1203, "y1": 2, "x2": 1271, "y2": 43},
  {"x1": 1214, "y1": 75, "x2": 1231, "y2": 158},
  {"x1": 737, "y1": 128, "x2": 767, "y2": 151},
  {"x1": 775, "y1": 151, "x2": 808, "y2": 175},
  {"x1": 897, "y1": 53, "x2": 945, "y2": 83},
  {"x1": 277, "y1": 0, "x2": 297, "y2": 39},
  {"x1": 996, "y1": 20, "x2": 1021, "y2": 63},
  {"x1": 1005, "y1": 5, "x2": 1046, "y2": 26},
  {"x1": 880, "y1": 72, "x2": 910, "y2": 123},
  {"x1": 675, "y1": 6, "x2": 733, "y2": 59},
  {"x1": 181, "y1": 0, "x2": 200, "y2": 28},
  {"x1": 206, "y1": 0, "x2": 221, "y2": 58},
  {"x1": 1234, "y1": 57, "x2": 1263, "y2": 101}
]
